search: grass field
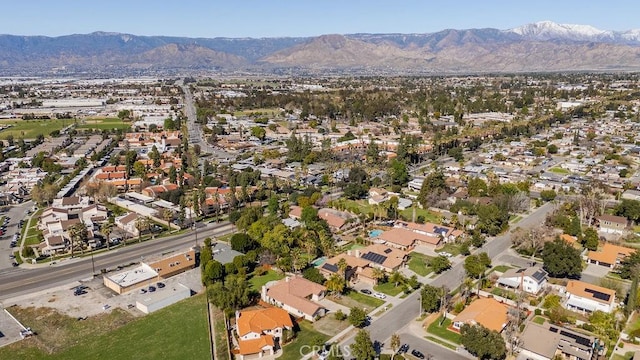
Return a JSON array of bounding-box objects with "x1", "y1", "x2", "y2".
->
[
  {"x1": 491, "y1": 265, "x2": 513, "y2": 273},
  {"x1": 330, "y1": 290, "x2": 385, "y2": 311},
  {"x1": 435, "y1": 243, "x2": 462, "y2": 256},
  {"x1": 548, "y1": 167, "x2": 570, "y2": 174},
  {"x1": 76, "y1": 118, "x2": 131, "y2": 131},
  {"x1": 234, "y1": 108, "x2": 281, "y2": 117},
  {"x1": 408, "y1": 253, "x2": 433, "y2": 277},
  {"x1": 426, "y1": 317, "x2": 461, "y2": 344},
  {"x1": 425, "y1": 336, "x2": 457, "y2": 350},
  {"x1": 280, "y1": 321, "x2": 329, "y2": 360},
  {"x1": 248, "y1": 270, "x2": 284, "y2": 291},
  {"x1": 0, "y1": 119, "x2": 67, "y2": 140},
  {"x1": 374, "y1": 281, "x2": 405, "y2": 297},
  {"x1": 0, "y1": 294, "x2": 210, "y2": 360}
]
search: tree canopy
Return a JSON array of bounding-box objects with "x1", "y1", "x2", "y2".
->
[
  {"x1": 460, "y1": 324, "x2": 506, "y2": 360},
  {"x1": 541, "y1": 238, "x2": 582, "y2": 278}
]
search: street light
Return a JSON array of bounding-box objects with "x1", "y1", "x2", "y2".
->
[{"x1": 90, "y1": 250, "x2": 96, "y2": 278}]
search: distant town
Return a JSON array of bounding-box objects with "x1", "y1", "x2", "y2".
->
[{"x1": 1, "y1": 73, "x2": 640, "y2": 360}]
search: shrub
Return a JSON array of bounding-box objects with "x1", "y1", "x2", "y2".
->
[
  {"x1": 453, "y1": 301, "x2": 465, "y2": 314},
  {"x1": 619, "y1": 342, "x2": 624, "y2": 349},
  {"x1": 530, "y1": 298, "x2": 539, "y2": 306},
  {"x1": 534, "y1": 309, "x2": 542, "y2": 316},
  {"x1": 334, "y1": 309, "x2": 347, "y2": 321}
]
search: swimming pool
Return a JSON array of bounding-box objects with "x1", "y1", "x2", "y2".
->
[
  {"x1": 311, "y1": 256, "x2": 327, "y2": 267},
  {"x1": 369, "y1": 229, "x2": 383, "y2": 237}
]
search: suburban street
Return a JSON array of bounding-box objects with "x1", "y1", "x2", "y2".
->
[
  {"x1": 338, "y1": 201, "x2": 558, "y2": 358},
  {"x1": 0, "y1": 221, "x2": 235, "y2": 302}
]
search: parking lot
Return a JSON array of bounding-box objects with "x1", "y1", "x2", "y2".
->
[
  {"x1": 1, "y1": 265, "x2": 204, "y2": 320},
  {"x1": 0, "y1": 201, "x2": 32, "y2": 270},
  {"x1": 0, "y1": 307, "x2": 26, "y2": 348}
]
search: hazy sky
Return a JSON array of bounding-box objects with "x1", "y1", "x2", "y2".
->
[{"x1": 3, "y1": 0, "x2": 638, "y2": 38}]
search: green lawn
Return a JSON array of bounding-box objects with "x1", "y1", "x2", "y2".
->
[
  {"x1": 612, "y1": 352, "x2": 636, "y2": 360},
  {"x1": 374, "y1": 281, "x2": 405, "y2": 297},
  {"x1": 408, "y1": 253, "x2": 433, "y2": 277},
  {"x1": 491, "y1": 265, "x2": 513, "y2": 273},
  {"x1": 399, "y1": 208, "x2": 441, "y2": 223},
  {"x1": 280, "y1": 321, "x2": 329, "y2": 360},
  {"x1": 76, "y1": 118, "x2": 131, "y2": 131},
  {"x1": 249, "y1": 270, "x2": 284, "y2": 291},
  {"x1": 0, "y1": 294, "x2": 210, "y2": 360},
  {"x1": 426, "y1": 317, "x2": 461, "y2": 344},
  {"x1": 625, "y1": 312, "x2": 640, "y2": 333},
  {"x1": 490, "y1": 287, "x2": 517, "y2": 300},
  {"x1": 346, "y1": 290, "x2": 385, "y2": 309},
  {"x1": 548, "y1": 167, "x2": 570, "y2": 174},
  {"x1": 435, "y1": 243, "x2": 461, "y2": 256},
  {"x1": 0, "y1": 119, "x2": 67, "y2": 140},
  {"x1": 533, "y1": 316, "x2": 546, "y2": 325}
]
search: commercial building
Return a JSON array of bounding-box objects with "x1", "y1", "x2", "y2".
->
[{"x1": 136, "y1": 283, "x2": 191, "y2": 314}]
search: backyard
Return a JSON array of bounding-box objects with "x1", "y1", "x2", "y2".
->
[
  {"x1": 248, "y1": 269, "x2": 284, "y2": 291},
  {"x1": 0, "y1": 294, "x2": 210, "y2": 360}
]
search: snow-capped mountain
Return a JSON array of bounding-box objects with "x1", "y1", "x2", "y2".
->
[{"x1": 508, "y1": 20, "x2": 640, "y2": 43}]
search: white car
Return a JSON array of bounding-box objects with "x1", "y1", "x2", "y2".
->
[
  {"x1": 373, "y1": 292, "x2": 386, "y2": 299},
  {"x1": 440, "y1": 252, "x2": 452, "y2": 258}
]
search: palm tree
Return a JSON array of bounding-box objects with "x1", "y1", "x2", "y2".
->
[
  {"x1": 390, "y1": 333, "x2": 401, "y2": 359},
  {"x1": 371, "y1": 267, "x2": 386, "y2": 284},
  {"x1": 326, "y1": 274, "x2": 346, "y2": 295},
  {"x1": 68, "y1": 222, "x2": 88, "y2": 257},
  {"x1": 162, "y1": 209, "x2": 174, "y2": 230},
  {"x1": 100, "y1": 221, "x2": 113, "y2": 251},
  {"x1": 135, "y1": 217, "x2": 149, "y2": 243},
  {"x1": 337, "y1": 258, "x2": 349, "y2": 282},
  {"x1": 389, "y1": 270, "x2": 404, "y2": 288}
]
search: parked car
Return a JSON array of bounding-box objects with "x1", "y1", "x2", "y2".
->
[
  {"x1": 398, "y1": 344, "x2": 409, "y2": 354},
  {"x1": 139, "y1": 288, "x2": 147, "y2": 294},
  {"x1": 360, "y1": 289, "x2": 372, "y2": 295},
  {"x1": 411, "y1": 349, "x2": 425, "y2": 359},
  {"x1": 156, "y1": 282, "x2": 165, "y2": 288},
  {"x1": 148, "y1": 286, "x2": 156, "y2": 292},
  {"x1": 373, "y1": 292, "x2": 386, "y2": 299}
]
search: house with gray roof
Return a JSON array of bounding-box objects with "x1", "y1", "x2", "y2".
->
[{"x1": 497, "y1": 266, "x2": 548, "y2": 295}]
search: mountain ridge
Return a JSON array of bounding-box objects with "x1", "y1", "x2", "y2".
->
[{"x1": 2, "y1": 21, "x2": 640, "y2": 75}]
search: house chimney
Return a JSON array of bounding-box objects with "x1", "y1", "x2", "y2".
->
[{"x1": 355, "y1": 250, "x2": 361, "y2": 258}]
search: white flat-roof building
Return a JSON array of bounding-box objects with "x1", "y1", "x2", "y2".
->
[
  {"x1": 104, "y1": 264, "x2": 158, "y2": 294},
  {"x1": 136, "y1": 283, "x2": 191, "y2": 314}
]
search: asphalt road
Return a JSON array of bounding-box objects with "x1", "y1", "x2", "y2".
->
[
  {"x1": 0, "y1": 222, "x2": 235, "y2": 302},
  {"x1": 339, "y1": 201, "x2": 557, "y2": 357},
  {"x1": 396, "y1": 333, "x2": 472, "y2": 360}
]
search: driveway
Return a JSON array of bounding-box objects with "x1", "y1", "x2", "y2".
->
[
  {"x1": 318, "y1": 297, "x2": 350, "y2": 316},
  {"x1": 412, "y1": 245, "x2": 438, "y2": 257},
  {"x1": 582, "y1": 262, "x2": 612, "y2": 279}
]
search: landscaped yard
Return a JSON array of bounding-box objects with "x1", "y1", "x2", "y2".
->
[
  {"x1": 408, "y1": 252, "x2": 433, "y2": 277},
  {"x1": 426, "y1": 317, "x2": 461, "y2": 344},
  {"x1": 490, "y1": 287, "x2": 518, "y2": 300},
  {"x1": 329, "y1": 290, "x2": 385, "y2": 311},
  {"x1": 0, "y1": 294, "x2": 210, "y2": 360},
  {"x1": 312, "y1": 315, "x2": 350, "y2": 336},
  {"x1": 280, "y1": 321, "x2": 329, "y2": 360},
  {"x1": 491, "y1": 265, "x2": 513, "y2": 274},
  {"x1": 533, "y1": 316, "x2": 546, "y2": 325},
  {"x1": 624, "y1": 312, "x2": 640, "y2": 334},
  {"x1": 374, "y1": 281, "x2": 405, "y2": 297},
  {"x1": 435, "y1": 243, "x2": 462, "y2": 256},
  {"x1": 612, "y1": 352, "x2": 636, "y2": 360},
  {"x1": 248, "y1": 269, "x2": 284, "y2": 291}
]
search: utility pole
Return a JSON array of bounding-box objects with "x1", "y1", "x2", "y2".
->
[{"x1": 90, "y1": 250, "x2": 96, "y2": 277}]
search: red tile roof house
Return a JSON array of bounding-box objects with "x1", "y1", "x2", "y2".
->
[
  {"x1": 395, "y1": 221, "x2": 464, "y2": 243},
  {"x1": 261, "y1": 276, "x2": 327, "y2": 322},
  {"x1": 235, "y1": 308, "x2": 293, "y2": 360}
]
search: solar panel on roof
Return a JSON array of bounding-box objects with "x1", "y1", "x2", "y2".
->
[
  {"x1": 549, "y1": 327, "x2": 558, "y2": 333},
  {"x1": 361, "y1": 252, "x2": 387, "y2": 265},
  {"x1": 532, "y1": 270, "x2": 546, "y2": 281},
  {"x1": 584, "y1": 288, "x2": 611, "y2": 302},
  {"x1": 322, "y1": 263, "x2": 338, "y2": 272},
  {"x1": 559, "y1": 330, "x2": 592, "y2": 347}
]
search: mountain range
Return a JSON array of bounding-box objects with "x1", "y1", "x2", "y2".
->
[{"x1": 2, "y1": 21, "x2": 640, "y2": 76}]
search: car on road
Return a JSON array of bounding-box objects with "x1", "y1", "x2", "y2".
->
[
  {"x1": 139, "y1": 288, "x2": 147, "y2": 294},
  {"x1": 156, "y1": 282, "x2": 165, "y2": 288},
  {"x1": 360, "y1": 289, "x2": 372, "y2": 295},
  {"x1": 398, "y1": 344, "x2": 409, "y2": 354},
  {"x1": 373, "y1": 292, "x2": 386, "y2": 299},
  {"x1": 148, "y1": 286, "x2": 156, "y2": 292},
  {"x1": 411, "y1": 349, "x2": 425, "y2": 359}
]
